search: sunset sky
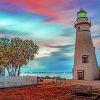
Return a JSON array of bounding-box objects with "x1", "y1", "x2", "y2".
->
[{"x1": 0, "y1": 0, "x2": 100, "y2": 77}]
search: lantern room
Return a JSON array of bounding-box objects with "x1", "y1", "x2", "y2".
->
[{"x1": 77, "y1": 9, "x2": 87, "y2": 18}]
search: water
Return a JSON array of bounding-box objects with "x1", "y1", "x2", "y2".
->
[{"x1": 20, "y1": 72, "x2": 73, "y2": 79}]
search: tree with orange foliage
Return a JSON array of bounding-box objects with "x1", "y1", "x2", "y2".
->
[{"x1": 0, "y1": 37, "x2": 39, "y2": 76}]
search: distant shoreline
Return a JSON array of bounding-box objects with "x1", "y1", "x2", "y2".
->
[
  {"x1": 22, "y1": 72, "x2": 72, "y2": 74},
  {"x1": 20, "y1": 72, "x2": 73, "y2": 79}
]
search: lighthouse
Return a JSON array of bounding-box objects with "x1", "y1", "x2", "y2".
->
[{"x1": 73, "y1": 9, "x2": 100, "y2": 80}]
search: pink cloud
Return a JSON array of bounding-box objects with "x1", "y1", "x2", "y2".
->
[
  {"x1": 1, "y1": 0, "x2": 74, "y2": 24},
  {"x1": 93, "y1": 37, "x2": 100, "y2": 48}
]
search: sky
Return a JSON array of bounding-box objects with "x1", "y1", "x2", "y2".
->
[{"x1": 0, "y1": 0, "x2": 100, "y2": 78}]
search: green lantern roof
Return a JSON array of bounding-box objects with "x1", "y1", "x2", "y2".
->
[{"x1": 77, "y1": 9, "x2": 87, "y2": 18}]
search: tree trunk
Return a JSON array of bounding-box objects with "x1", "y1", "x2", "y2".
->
[
  {"x1": 0, "y1": 67, "x2": 5, "y2": 76},
  {"x1": 11, "y1": 67, "x2": 14, "y2": 76},
  {"x1": 7, "y1": 66, "x2": 16, "y2": 76},
  {"x1": 11, "y1": 66, "x2": 17, "y2": 76},
  {"x1": 7, "y1": 67, "x2": 11, "y2": 76},
  {"x1": 18, "y1": 66, "x2": 21, "y2": 76},
  {"x1": 7, "y1": 65, "x2": 21, "y2": 76}
]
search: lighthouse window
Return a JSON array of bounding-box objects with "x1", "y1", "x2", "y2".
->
[
  {"x1": 77, "y1": 26, "x2": 80, "y2": 30},
  {"x1": 82, "y1": 55, "x2": 89, "y2": 63}
]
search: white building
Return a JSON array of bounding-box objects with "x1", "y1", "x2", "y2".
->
[{"x1": 73, "y1": 9, "x2": 100, "y2": 80}]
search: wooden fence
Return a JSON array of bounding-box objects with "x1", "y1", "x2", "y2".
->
[{"x1": 0, "y1": 76, "x2": 37, "y2": 88}]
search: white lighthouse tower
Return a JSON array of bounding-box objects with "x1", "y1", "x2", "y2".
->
[{"x1": 73, "y1": 9, "x2": 100, "y2": 80}]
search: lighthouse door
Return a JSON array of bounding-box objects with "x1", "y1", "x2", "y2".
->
[{"x1": 78, "y1": 70, "x2": 84, "y2": 80}]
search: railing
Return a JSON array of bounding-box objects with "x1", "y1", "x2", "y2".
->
[{"x1": 74, "y1": 19, "x2": 91, "y2": 28}]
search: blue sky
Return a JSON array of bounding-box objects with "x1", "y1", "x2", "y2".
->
[{"x1": 0, "y1": 0, "x2": 100, "y2": 77}]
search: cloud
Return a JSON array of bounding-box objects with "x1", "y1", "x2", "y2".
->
[
  {"x1": 35, "y1": 44, "x2": 74, "y2": 72},
  {"x1": 93, "y1": 37, "x2": 100, "y2": 48},
  {"x1": 91, "y1": 24, "x2": 100, "y2": 34},
  {"x1": 0, "y1": 33, "x2": 7, "y2": 37},
  {"x1": 0, "y1": 0, "x2": 76, "y2": 24},
  {"x1": 0, "y1": 0, "x2": 100, "y2": 74},
  {"x1": 59, "y1": 26, "x2": 75, "y2": 37},
  {"x1": 36, "y1": 47, "x2": 59, "y2": 58},
  {"x1": 21, "y1": 44, "x2": 74, "y2": 73},
  {"x1": 91, "y1": 25, "x2": 100, "y2": 48},
  {"x1": 46, "y1": 44, "x2": 74, "y2": 51},
  {"x1": 92, "y1": 34, "x2": 100, "y2": 39}
]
